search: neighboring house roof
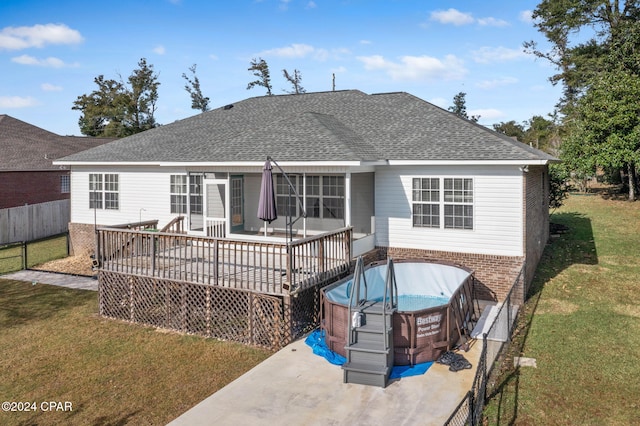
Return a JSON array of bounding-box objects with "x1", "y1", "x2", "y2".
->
[
  {"x1": 0, "y1": 114, "x2": 115, "y2": 172},
  {"x1": 56, "y1": 90, "x2": 557, "y2": 165}
]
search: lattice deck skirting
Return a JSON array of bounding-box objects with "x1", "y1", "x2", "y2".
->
[{"x1": 99, "y1": 270, "x2": 342, "y2": 350}]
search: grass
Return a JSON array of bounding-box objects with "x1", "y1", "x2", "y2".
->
[
  {"x1": 0, "y1": 234, "x2": 68, "y2": 274},
  {"x1": 0, "y1": 280, "x2": 271, "y2": 425},
  {"x1": 484, "y1": 194, "x2": 640, "y2": 425}
]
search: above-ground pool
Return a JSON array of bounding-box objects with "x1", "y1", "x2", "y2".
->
[{"x1": 321, "y1": 260, "x2": 476, "y2": 366}]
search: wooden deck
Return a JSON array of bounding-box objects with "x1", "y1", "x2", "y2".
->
[{"x1": 96, "y1": 227, "x2": 352, "y2": 296}]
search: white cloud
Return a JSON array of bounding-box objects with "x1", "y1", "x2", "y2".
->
[
  {"x1": 209, "y1": 53, "x2": 219, "y2": 60},
  {"x1": 520, "y1": 10, "x2": 534, "y2": 23},
  {"x1": 430, "y1": 8, "x2": 474, "y2": 26},
  {"x1": 472, "y1": 46, "x2": 527, "y2": 63},
  {"x1": 360, "y1": 40, "x2": 372, "y2": 45},
  {"x1": 153, "y1": 45, "x2": 166, "y2": 55},
  {"x1": 260, "y1": 43, "x2": 315, "y2": 58},
  {"x1": 41, "y1": 83, "x2": 63, "y2": 91},
  {"x1": 0, "y1": 23, "x2": 83, "y2": 50},
  {"x1": 11, "y1": 54, "x2": 71, "y2": 68},
  {"x1": 477, "y1": 17, "x2": 510, "y2": 27},
  {"x1": 476, "y1": 77, "x2": 518, "y2": 89},
  {"x1": 470, "y1": 108, "x2": 504, "y2": 121},
  {"x1": 306, "y1": 1, "x2": 317, "y2": 8},
  {"x1": 357, "y1": 54, "x2": 467, "y2": 81},
  {"x1": 0, "y1": 96, "x2": 39, "y2": 108}
]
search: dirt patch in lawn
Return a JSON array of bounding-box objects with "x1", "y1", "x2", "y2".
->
[
  {"x1": 31, "y1": 254, "x2": 95, "y2": 277},
  {"x1": 535, "y1": 298, "x2": 579, "y2": 315}
]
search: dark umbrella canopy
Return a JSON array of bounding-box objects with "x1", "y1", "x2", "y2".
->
[{"x1": 257, "y1": 160, "x2": 278, "y2": 224}]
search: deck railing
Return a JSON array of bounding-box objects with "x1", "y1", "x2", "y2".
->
[{"x1": 96, "y1": 226, "x2": 352, "y2": 295}]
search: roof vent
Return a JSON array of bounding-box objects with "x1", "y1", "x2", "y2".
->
[{"x1": 223, "y1": 104, "x2": 234, "y2": 110}]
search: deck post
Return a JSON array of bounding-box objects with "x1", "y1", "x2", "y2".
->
[{"x1": 282, "y1": 294, "x2": 292, "y2": 346}]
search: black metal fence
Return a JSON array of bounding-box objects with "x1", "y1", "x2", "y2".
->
[
  {"x1": 0, "y1": 233, "x2": 69, "y2": 274},
  {"x1": 444, "y1": 264, "x2": 525, "y2": 425}
]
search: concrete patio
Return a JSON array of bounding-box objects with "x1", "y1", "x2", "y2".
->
[{"x1": 169, "y1": 336, "x2": 481, "y2": 426}]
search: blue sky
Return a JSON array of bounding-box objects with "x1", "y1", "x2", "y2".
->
[{"x1": 1, "y1": 0, "x2": 561, "y2": 136}]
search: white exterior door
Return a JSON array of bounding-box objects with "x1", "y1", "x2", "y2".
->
[{"x1": 204, "y1": 178, "x2": 227, "y2": 238}]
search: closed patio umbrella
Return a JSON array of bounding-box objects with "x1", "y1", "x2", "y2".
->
[{"x1": 257, "y1": 159, "x2": 278, "y2": 235}]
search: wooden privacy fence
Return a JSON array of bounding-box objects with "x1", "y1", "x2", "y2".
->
[
  {"x1": 0, "y1": 199, "x2": 70, "y2": 245},
  {"x1": 96, "y1": 227, "x2": 352, "y2": 295}
]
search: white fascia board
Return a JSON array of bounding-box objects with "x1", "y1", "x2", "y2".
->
[
  {"x1": 157, "y1": 161, "x2": 366, "y2": 167},
  {"x1": 52, "y1": 160, "x2": 162, "y2": 166},
  {"x1": 387, "y1": 159, "x2": 552, "y2": 166},
  {"x1": 52, "y1": 160, "x2": 386, "y2": 168}
]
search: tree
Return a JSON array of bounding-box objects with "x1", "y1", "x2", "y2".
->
[
  {"x1": 549, "y1": 163, "x2": 573, "y2": 209},
  {"x1": 523, "y1": 115, "x2": 556, "y2": 151},
  {"x1": 182, "y1": 64, "x2": 210, "y2": 112},
  {"x1": 72, "y1": 58, "x2": 160, "y2": 137},
  {"x1": 448, "y1": 92, "x2": 480, "y2": 122},
  {"x1": 526, "y1": 1, "x2": 640, "y2": 200},
  {"x1": 568, "y1": 69, "x2": 640, "y2": 200},
  {"x1": 493, "y1": 120, "x2": 526, "y2": 141},
  {"x1": 282, "y1": 68, "x2": 305, "y2": 94},
  {"x1": 524, "y1": 0, "x2": 640, "y2": 115},
  {"x1": 127, "y1": 58, "x2": 159, "y2": 133},
  {"x1": 247, "y1": 57, "x2": 273, "y2": 95}
]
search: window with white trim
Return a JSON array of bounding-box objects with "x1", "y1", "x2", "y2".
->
[
  {"x1": 412, "y1": 177, "x2": 473, "y2": 230},
  {"x1": 170, "y1": 175, "x2": 187, "y2": 214},
  {"x1": 89, "y1": 173, "x2": 119, "y2": 210},
  {"x1": 275, "y1": 174, "x2": 345, "y2": 220},
  {"x1": 189, "y1": 174, "x2": 203, "y2": 214},
  {"x1": 275, "y1": 174, "x2": 302, "y2": 217},
  {"x1": 301, "y1": 175, "x2": 344, "y2": 219},
  {"x1": 412, "y1": 178, "x2": 440, "y2": 228},
  {"x1": 444, "y1": 178, "x2": 473, "y2": 229},
  {"x1": 321, "y1": 176, "x2": 345, "y2": 219}
]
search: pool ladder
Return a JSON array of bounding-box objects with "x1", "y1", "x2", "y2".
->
[{"x1": 343, "y1": 257, "x2": 398, "y2": 388}]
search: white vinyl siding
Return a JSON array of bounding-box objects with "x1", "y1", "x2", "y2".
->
[
  {"x1": 376, "y1": 166, "x2": 523, "y2": 257},
  {"x1": 72, "y1": 167, "x2": 191, "y2": 227}
]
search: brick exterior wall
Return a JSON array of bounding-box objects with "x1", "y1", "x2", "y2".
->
[
  {"x1": 68, "y1": 222, "x2": 99, "y2": 256},
  {"x1": 364, "y1": 246, "x2": 525, "y2": 303},
  {"x1": 0, "y1": 170, "x2": 70, "y2": 209}
]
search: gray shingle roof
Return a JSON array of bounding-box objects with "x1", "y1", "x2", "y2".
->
[
  {"x1": 57, "y1": 90, "x2": 557, "y2": 164},
  {"x1": 0, "y1": 114, "x2": 115, "y2": 171}
]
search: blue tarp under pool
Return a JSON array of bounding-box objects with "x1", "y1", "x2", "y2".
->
[{"x1": 304, "y1": 329, "x2": 432, "y2": 379}]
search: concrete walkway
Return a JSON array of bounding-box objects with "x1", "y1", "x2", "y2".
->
[
  {"x1": 169, "y1": 337, "x2": 481, "y2": 426},
  {"x1": 0, "y1": 269, "x2": 98, "y2": 291}
]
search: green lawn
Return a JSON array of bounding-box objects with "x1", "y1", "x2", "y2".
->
[
  {"x1": 484, "y1": 194, "x2": 640, "y2": 425},
  {"x1": 0, "y1": 234, "x2": 68, "y2": 274},
  {"x1": 0, "y1": 280, "x2": 271, "y2": 425}
]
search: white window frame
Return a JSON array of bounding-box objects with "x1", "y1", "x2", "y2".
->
[
  {"x1": 89, "y1": 173, "x2": 119, "y2": 210},
  {"x1": 443, "y1": 178, "x2": 473, "y2": 230},
  {"x1": 412, "y1": 177, "x2": 440, "y2": 228},
  {"x1": 170, "y1": 175, "x2": 188, "y2": 214},
  {"x1": 411, "y1": 177, "x2": 473, "y2": 230}
]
